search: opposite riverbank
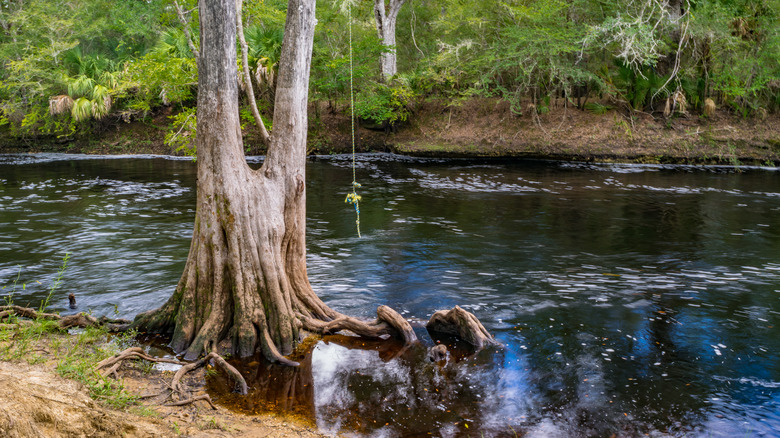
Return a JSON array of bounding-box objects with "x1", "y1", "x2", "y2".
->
[{"x1": 1, "y1": 98, "x2": 778, "y2": 166}]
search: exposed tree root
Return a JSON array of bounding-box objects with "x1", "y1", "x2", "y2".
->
[
  {"x1": 426, "y1": 306, "x2": 500, "y2": 350},
  {"x1": 95, "y1": 347, "x2": 246, "y2": 411},
  {"x1": 298, "y1": 305, "x2": 417, "y2": 345},
  {"x1": 96, "y1": 347, "x2": 248, "y2": 396},
  {"x1": 95, "y1": 347, "x2": 182, "y2": 378},
  {"x1": 165, "y1": 394, "x2": 217, "y2": 410},
  {"x1": 171, "y1": 352, "x2": 248, "y2": 396}
]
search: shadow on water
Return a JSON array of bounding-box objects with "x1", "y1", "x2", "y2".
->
[{"x1": 2, "y1": 153, "x2": 779, "y2": 437}]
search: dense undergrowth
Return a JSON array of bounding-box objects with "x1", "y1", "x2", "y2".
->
[{"x1": 1, "y1": 0, "x2": 779, "y2": 156}]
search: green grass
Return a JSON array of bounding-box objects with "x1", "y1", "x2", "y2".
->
[
  {"x1": 0, "y1": 319, "x2": 141, "y2": 409},
  {"x1": 55, "y1": 326, "x2": 140, "y2": 409}
]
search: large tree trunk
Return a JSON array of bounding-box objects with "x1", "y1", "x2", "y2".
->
[
  {"x1": 133, "y1": 0, "x2": 416, "y2": 364},
  {"x1": 374, "y1": 0, "x2": 405, "y2": 81}
]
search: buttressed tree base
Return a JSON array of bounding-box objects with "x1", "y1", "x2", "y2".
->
[{"x1": 132, "y1": 0, "x2": 495, "y2": 366}]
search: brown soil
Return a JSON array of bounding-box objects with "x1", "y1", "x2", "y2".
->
[
  {"x1": 0, "y1": 360, "x2": 168, "y2": 437},
  {"x1": 389, "y1": 98, "x2": 780, "y2": 165}
]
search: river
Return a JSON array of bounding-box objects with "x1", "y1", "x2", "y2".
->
[{"x1": 1, "y1": 153, "x2": 778, "y2": 437}]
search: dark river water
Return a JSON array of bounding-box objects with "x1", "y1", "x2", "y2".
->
[{"x1": 1, "y1": 153, "x2": 779, "y2": 437}]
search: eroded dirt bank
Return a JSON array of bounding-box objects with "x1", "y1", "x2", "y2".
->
[
  {"x1": 0, "y1": 359, "x2": 329, "y2": 438},
  {"x1": 0, "y1": 360, "x2": 168, "y2": 437},
  {"x1": 0, "y1": 331, "x2": 329, "y2": 438},
  {"x1": 388, "y1": 98, "x2": 780, "y2": 165}
]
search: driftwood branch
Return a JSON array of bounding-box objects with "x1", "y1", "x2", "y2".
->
[{"x1": 0, "y1": 305, "x2": 60, "y2": 321}]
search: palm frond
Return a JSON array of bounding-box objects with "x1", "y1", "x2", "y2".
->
[
  {"x1": 152, "y1": 28, "x2": 194, "y2": 59},
  {"x1": 91, "y1": 85, "x2": 112, "y2": 117},
  {"x1": 244, "y1": 25, "x2": 284, "y2": 66},
  {"x1": 71, "y1": 97, "x2": 93, "y2": 121},
  {"x1": 62, "y1": 47, "x2": 85, "y2": 76},
  {"x1": 68, "y1": 75, "x2": 95, "y2": 98},
  {"x1": 49, "y1": 95, "x2": 74, "y2": 115},
  {"x1": 99, "y1": 71, "x2": 118, "y2": 89}
]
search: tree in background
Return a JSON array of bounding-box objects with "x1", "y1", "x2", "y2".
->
[{"x1": 372, "y1": 0, "x2": 406, "y2": 81}]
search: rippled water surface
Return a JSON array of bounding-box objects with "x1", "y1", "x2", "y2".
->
[{"x1": 1, "y1": 153, "x2": 779, "y2": 437}]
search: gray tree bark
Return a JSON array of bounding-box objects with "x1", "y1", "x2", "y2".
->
[{"x1": 374, "y1": 0, "x2": 406, "y2": 81}]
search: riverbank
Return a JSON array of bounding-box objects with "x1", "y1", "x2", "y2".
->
[
  {"x1": 0, "y1": 322, "x2": 328, "y2": 438},
  {"x1": 1, "y1": 98, "x2": 778, "y2": 166},
  {"x1": 390, "y1": 98, "x2": 780, "y2": 166}
]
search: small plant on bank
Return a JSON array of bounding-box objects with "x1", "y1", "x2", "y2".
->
[
  {"x1": 584, "y1": 102, "x2": 613, "y2": 115},
  {"x1": 1, "y1": 255, "x2": 69, "y2": 363},
  {"x1": 39, "y1": 252, "x2": 70, "y2": 314},
  {"x1": 354, "y1": 79, "x2": 416, "y2": 128}
]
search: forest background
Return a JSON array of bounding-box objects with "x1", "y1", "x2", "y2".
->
[{"x1": 1, "y1": 0, "x2": 779, "y2": 164}]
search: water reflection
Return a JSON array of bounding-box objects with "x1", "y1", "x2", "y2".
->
[
  {"x1": 1, "y1": 153, "x2": 779, "y2": 437},
  {"x1": 213, "y1": 335, "x2": 524, "y2": 437}
]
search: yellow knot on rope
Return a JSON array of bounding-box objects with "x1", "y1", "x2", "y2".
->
[{"x1": 345, "y1": 182, "x2": 361, "y2": 237}]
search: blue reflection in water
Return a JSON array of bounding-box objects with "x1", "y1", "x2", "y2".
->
[{"x1": 1, "y1": 153, "x2": 779, "y2": 437}]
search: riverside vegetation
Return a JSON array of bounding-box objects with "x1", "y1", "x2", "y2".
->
[{"x1": 0, "y1": 0, "x2": 779, "y2": 164}]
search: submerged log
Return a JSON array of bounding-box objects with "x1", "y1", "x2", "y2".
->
[
  {"x1": 426, "y1": 306, "x2": 499, "y2": 350},
  {"x1": 0, "y1": 305, "x2": 131, "y2": 332}
]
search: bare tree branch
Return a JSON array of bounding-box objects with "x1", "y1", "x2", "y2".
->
[{"x1": 236, "y1": 0, "x2": 271, "y2": 146}]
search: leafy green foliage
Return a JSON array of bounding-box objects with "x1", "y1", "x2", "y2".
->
[
  {"x1": 310, "y1": 1, "x2": 386, "y2": 104},
  {"x1": 354, "y1": 79, "x2": 416, "y2": 125},
  {"x1": 609, "y1": 62, "x2": 669, "y2": 110},
  {"x1": 0, "y1": 0, "x2": 167, "y2": 136},
  {"x1": 1, "y1": 0, "x2": 779, "y2": 142},
  {"x1": 119, "y1": 27, "x2": 198, "y2": 115},
  {"x1": 165, "y1": 107, "x2": 197, "y2": 157}
]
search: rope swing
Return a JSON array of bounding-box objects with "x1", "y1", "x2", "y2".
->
[{"x1": 343, "y1": 0, "x2": 362, "y2": 237}]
